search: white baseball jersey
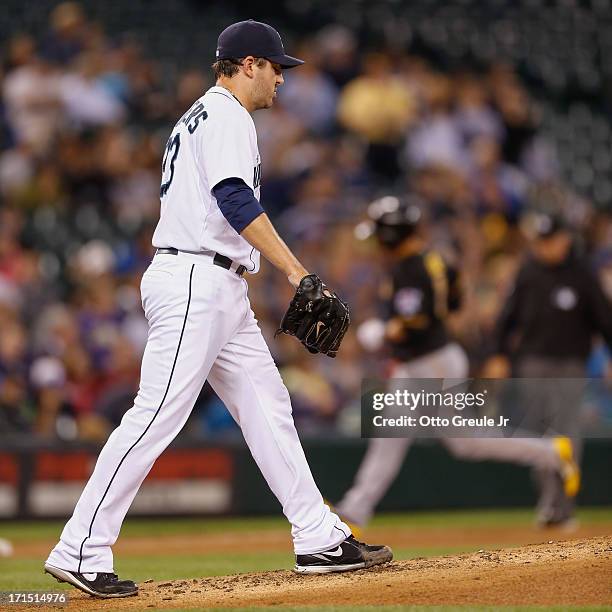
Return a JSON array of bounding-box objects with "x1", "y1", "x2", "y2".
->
[{"x1": 152, "y1": 86, "x2": 262, "y2": 273}]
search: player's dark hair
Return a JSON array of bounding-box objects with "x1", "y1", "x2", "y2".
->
[{"x1": 212, "y1": 57, "x2": 267, "y2": 79}]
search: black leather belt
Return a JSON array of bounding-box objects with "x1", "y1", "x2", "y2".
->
[{"x1": 156, "y1": 247, "x2": 247, "y2": 277}]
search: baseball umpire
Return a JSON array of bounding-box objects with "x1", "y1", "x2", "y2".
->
[
  {"x1": 44, "y1": 20, "x2": 391, "y2": 598},
  {"x1": 485, "y1": 212, "x2": 612, "y2": 526},
  {"x1": 334, "y1": 196, "x2": 579, "y2": 531}
]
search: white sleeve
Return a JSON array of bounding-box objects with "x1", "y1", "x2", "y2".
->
[{"x1": 199, "y1": 109, "x2": 254, "y2": 192}]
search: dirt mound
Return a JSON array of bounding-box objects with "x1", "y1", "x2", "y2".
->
[{"x1": 21, "y1": 536, "x2": 612, "y2": 609}]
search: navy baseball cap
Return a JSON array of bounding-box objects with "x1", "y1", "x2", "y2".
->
[{"x1": 216, "y1": 19, "x2": 304, "y2": 69}]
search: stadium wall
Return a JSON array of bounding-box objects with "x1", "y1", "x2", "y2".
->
[{"x1": 0, "y1": 439, "x2": 610, "y2": 519}]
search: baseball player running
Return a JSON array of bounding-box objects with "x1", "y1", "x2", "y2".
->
[
  {"x1": 44, "y1": 20, "x2": 391, "y2": 598},
  {"x1": 334, "y1": 196, "x2": 580, "y2": 532}
]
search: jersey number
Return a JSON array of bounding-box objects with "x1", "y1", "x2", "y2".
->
[
  {"x1": 160, "y1": 133, "x2": 180, "y2": 197},
  {"x1": 159, "y1": 102, "x2": 210, "y2": 198}
]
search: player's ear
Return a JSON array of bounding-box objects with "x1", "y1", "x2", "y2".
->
[{"x1": 242, "y1": 56, "x2": 256, "y2": 78}]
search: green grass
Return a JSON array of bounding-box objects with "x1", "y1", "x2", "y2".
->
[
  {"x1": 0, "y1": 507, "x2": 610, "y2": 608},
  {"x1": 2, "y1": 506, "x2": 610, "y2": 542},
  {"x1": 0, "y1": 515, "x2": 287, "y2": 542},
  {"x1": 368, "y1": 506, "x2": 612, "y2": 528}
]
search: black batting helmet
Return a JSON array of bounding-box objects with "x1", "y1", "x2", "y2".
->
[{"x1": 355, "y1": 195, "x2": 423, "y2": 249}]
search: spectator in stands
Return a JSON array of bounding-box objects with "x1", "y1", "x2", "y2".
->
[
  {"x1": 279, "y1": 47, "x2": 339, "y2": 135},
  {"x1": 407, "y1": 73, "x2": 466, "y2": 174},
  {"x1": 40, "y1": 2, "x2": 88, "y2": 66},
  {"x1": 469, "y1": 136, "x2": 528, "y2": 220},
  {"x1": 316, "y1": 25, "x2": 359, "y2": 88},
  {"x1": 2, "y1": 49, "x2": 61, "y2": 155},
  {"x1": 0, "y1": 374, "x2": 30, "y2": 433},
  {"x1": 0, "y1": 319, "x2": 30, "y2": 433},
  {"x1": 454, "y1": 74, "x2": 503, "y2": 144},
  {"x1": 30, "y1": 356, "x2": 69, "y2": 438},
  {"x1": 338, "y1": 52, "x2": 416, "y2": 182}
]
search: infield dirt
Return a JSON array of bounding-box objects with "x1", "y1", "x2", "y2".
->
[{"x1": 21, "y1": 535, "x2": 612, "y2": 609}]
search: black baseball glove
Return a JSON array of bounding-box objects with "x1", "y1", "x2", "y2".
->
[{"x1": 275, "y1": 274, "x2": 350, "y2": 358}]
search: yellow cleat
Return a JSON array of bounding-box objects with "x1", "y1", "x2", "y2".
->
[
  {"x1": 324, "y1": 499, "x2": 364, "y2": 540},
  {"x1": 341, "y1": 517, "x2": 364, "y2": 541},
  {"x1": 553, "y1": 436, "x2": 581, "y2": 498}
]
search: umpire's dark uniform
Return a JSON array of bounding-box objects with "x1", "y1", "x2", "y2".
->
[{"x1": 494, "y1": 217, "x2": 612, "y2": 525}]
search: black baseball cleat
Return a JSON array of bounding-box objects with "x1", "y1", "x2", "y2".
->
[
  {"x1": 294, "y1": 535, "x2": 393, "y2": 574},
  {"x1": 44, "y1": 563, "x2": 138, "y2": 598}
]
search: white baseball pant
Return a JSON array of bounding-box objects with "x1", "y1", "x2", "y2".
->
[{"x1": 47, "y1": 252, "x2": 350, "y2": 573}]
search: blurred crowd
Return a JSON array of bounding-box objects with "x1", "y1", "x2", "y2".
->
[{"x1": 0, "y1": 3, "x2": 610, "y2": 442}]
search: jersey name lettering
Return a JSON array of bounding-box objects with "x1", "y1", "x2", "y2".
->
[
  {"x1": 181, "y1": 101, "x2": 208, "y2": 134},
  {"x1": 253, "y1": 162, "x2": 262, "y2": 189}
]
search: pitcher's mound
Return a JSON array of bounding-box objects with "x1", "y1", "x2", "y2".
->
[{"x1": 46, "y1": 535, "x2": 612, "y2": 609}]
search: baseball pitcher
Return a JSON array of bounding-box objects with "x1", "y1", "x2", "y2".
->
[{"x1": 44, "y1": 20, "x2": 391, "y2": 598}]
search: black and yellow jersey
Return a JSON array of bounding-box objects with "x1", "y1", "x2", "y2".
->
[{"x1": 384, "y1": 250, "x2": 461, "y2": 361}]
